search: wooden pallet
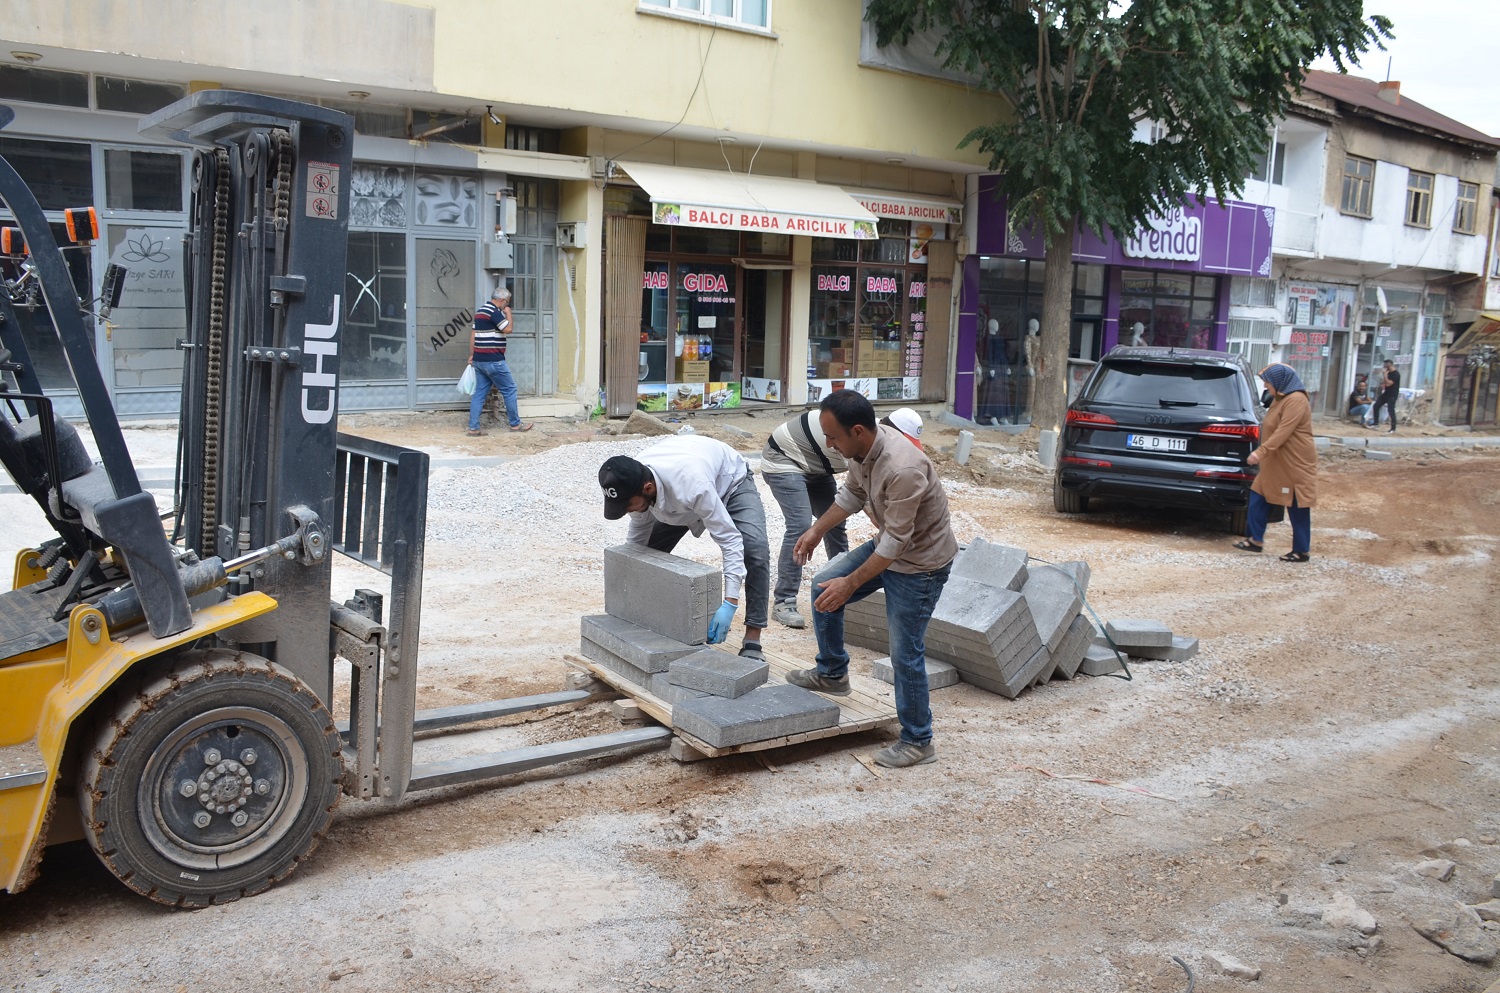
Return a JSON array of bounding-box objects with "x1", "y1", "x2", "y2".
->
[{"x1": 567, "y1": 637, "x2": 897, "y2": 761}]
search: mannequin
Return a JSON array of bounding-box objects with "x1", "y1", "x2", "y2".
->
[
  {"x1": 1129, "y1": 321, "x2": 1148, "y2": 347},
  {"x1": 1022, "y1": 319, "x2": 1041, "y2": 421},
  {"x1": 977, "y1": 318, "x2": 1011, "y2": 425}
]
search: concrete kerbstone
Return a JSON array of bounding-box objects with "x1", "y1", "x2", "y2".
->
[
  {"x1": 580, "y1": 614, "x2": 698, "y2": 673},
  {"x1": 1127, "y1": 635, "x2": 1201, "y2": 662},
  {"x1": 1022, "y1": 566, "x2": 1084, "y2": 652},
  {"x1": 870, "y1": 656, "x2": 959, "y2": 688},
  {"x1": 959, "y1": 645, "x2": 1052, "y2": 699},
  {"x1": 931, "y1": 579, "x2": 1031, "y2": 644},
  {"x1": 951, "y1": 538, "x2": 1030, "y2": 591},
  {"x1": 1050, "y1": 614, "x2": 1096, "y2": 679},
  {"x1": 668, "y1": 648, "x2": 770, "y2": 698},
  {"x1": 1104, "y1": 618, "x2": 1173, "y2": 649},
  {"x1": 648, "y1": 671, "x2": 713, "y2": 705},
  {"x1": 1052, "y1": 560, "x2": 1092, "y2": 595},
  {"x1": 1080, "y1": 643, "x2": 1125, "y2": 676},
  {"x1": 603, "y1": 544, "x2": 722, "y2": 646},
  {"x1": 672, "y1": 683, "x2": 841, "y2": 747},
  {"x1": 1364, "y1": 449, "x2": 1394, "y2": 460},
  {"x1": 579, "y1": 639, "x2": 653, "y2": 689}
]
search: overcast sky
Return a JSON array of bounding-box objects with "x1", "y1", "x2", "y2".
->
[{"x1": 1311, "y1": 0, "x2": 1499, "y2": 139}]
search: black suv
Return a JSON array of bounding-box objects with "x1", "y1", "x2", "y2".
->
[{"x1": 1054, "y1": 346, "x2": 1263, "y2": 533}]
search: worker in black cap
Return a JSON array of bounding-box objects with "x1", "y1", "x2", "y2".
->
[{"x1": 599, "y1": 435, "x2": 770, "y2": 660}]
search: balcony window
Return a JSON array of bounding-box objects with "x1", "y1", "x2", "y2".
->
[
  {"x1": 1340, "y1": 155, "x2": 1374, "y2": 217},
  {"x1": 1455, "y1": 181, "x2": 1479, "y2": 235},
  {"x1": 1405, "y1": 171, "x2": 1433, "y2": 228},
  {"x1": 638, "y1": 0, "x2": 770, "y2": 30}
]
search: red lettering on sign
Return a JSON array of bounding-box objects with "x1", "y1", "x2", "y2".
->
[
  {"x1": 642, "y1": 271, "x2": 669, "y2": 290},
  {"x1": 817, "y1": 274, "x2": 851, "y2": 292},
  {"x1": 682, "y1": 273, "x2": 729, "y2": 294},
  {"x1": 866, "y1": 277, "x2": 898, "y2": 294}
]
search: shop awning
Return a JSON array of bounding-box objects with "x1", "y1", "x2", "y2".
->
[
  {"x1": 617, "y1": 161, "x2": 879, "y2": 241},
  {"x1": 845, "y1": 188, "x2": 963, "y2": 226},
  {"x1": 1450, "y1": 312, "x2": 1500, "y2": 353}
]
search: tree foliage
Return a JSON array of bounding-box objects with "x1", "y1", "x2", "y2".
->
[{"x1": 866, "y1": 0, "x2": 1391, "y2": 429}]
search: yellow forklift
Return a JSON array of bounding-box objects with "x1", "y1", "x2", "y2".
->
[{"x1": 0, "y1": 92, "x2": 667, "y2": 908}]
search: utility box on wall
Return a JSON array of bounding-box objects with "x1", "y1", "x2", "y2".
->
[
  {"x1": 556, "y1": 221, "x2": 586, "y2": 249},
  {"x1": 485, "y1": 241, "x2": 514, "y2": 270}
]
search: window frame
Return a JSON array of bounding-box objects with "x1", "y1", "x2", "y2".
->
[
  {"x1": 1404, "y1": 170, "x2": 1434, "y2": 228},
  {"x1": 1454, "y1": 180, "x2": 1479, "y2": 235},
  {"x1": 636, "y1": 0, "x2": 773, "y2": 34},
  {"x1": 1340, "y1": 155, "x2": 1375, "y2": 217}
]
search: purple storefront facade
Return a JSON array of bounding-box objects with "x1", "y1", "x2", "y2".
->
[{"x1": 955, "y1": 176, "x2": 1276, "y2": 420}]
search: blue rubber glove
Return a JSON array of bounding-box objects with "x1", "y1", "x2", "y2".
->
[{"x1": 707, "y1": 599, "x2": 738, "y2": 644}]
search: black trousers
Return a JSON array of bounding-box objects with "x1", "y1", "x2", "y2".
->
[{"x1": 1372, "y1": 394, "x2": 1398, "y2": 431}]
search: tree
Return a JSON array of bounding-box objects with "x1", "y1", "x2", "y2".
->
[{"x1": 866, "y1": 0, "x2": 1391, "y2": 432}]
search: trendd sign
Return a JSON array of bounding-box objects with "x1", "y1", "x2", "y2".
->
[{"x1": 1124, "y1": 208, "x2": 1203, "y2": 262}]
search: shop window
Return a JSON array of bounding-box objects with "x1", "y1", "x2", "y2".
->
[
  {"x1": 1074, "y1": 263, "x2": 1105, "y2": 297},
  {"x1": 350, "y1": 165, "x2": 409, "y2": 228},
  {"x1": 860, "y1": 219, "x2": 909, "y2": 264},
  {"x1": 1119, "y1": 269, "x2": 1218, "y2": 349},
  {"x1": 95, "y1": 76, "x2": 187, "y2": 115},
  {"x1": 414, "y1": 238, "x2": 476, "y2": 381},
  {"x1": 1340, "y1": 155, "x2": 1374, "y2": 217},
  {"x1": 811, "y1": 237, "x2": 858, "y2": 262},
  {"x1": 412, "y1": 171, "x2": 479, "y2": 228},
  {"x1": 1454, "y1": 181, "x2": 1479, "y2": 235},
  {"x1": 672, "y1": 226, "x2": 740, "y2": 256},
  {"x1": 1405, "y1": 171, "x2": 1433, "y2": 228},
  {"x1": 0, "y1": 136, "x2": 93, "y2": 211},
  {"x1": 742, "y1": 232, "x2": 790, "y2": 256},
  {"x1": 0, "y1": 65, "x2": 88, "y2": 108},
  {"x1": 104, "y1": 149, "x2": 184, "y2": 212},
  {"x1": 344, "y1": 231, "x2": 407, "y2": 381},
  {"x1": 810, "y1": 265, "x2": 856, "y2": 377}
]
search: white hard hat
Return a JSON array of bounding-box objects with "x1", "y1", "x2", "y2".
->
[{"x1": 886, "y1": 407, "x2": 922, "y2": 439}]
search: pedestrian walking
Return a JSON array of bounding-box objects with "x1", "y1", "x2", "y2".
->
[
  {"x1": 466, "y1": 286, "x2": 532, "y2": 435},
  {"x1": 1233, "y1": 364, "x2": 1318, "y2": 562}
]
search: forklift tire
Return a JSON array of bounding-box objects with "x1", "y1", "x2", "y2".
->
[{"x1": 77, "y1": 648, "x2": 342, "y2": 908}]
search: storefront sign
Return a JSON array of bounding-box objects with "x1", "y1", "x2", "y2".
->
[
  {"x1": 851, "y1": 194, "x2": 962, "y2": 225},
  {"x1": 866, "y1": 276, "x2": 900, "y2": 294},
  {"x1": 643, "y1": 271, "x2": 669, "y2": 290},
  {"x1": 1124, "y1": 209, "x2": 1203, "y2": 262},
  {"x1": 682, "y1": 272, "x2": 729, "y2": 294},
  {"x1": 909, "y1": 281, "x2": 926, "y2": 299},
  {"x1": 654, "y1": 202, "x2": 877, "y2": 240},
  {"x1": 817, "y1": 274, "x2": 852, "y2": 292},
  {"x1": 1285, "y1": 282, "x2": 1355, "y2": 329}
]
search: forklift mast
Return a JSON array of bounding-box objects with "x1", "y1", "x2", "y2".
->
[{"x1": 141, "y1": 92, "x2": 355, "y2": 701}]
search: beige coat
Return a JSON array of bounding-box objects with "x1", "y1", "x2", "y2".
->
[{"x1": 1252, "y1": 389, "x2": 1318, "y2": 508}]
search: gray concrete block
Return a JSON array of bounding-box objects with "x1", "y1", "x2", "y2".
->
[
  {"x1": 959, "y1": 645, "x2": 1052, "y2": 699},
  {"x1": 1080, "y1": 643, "x2": 1125, "y2": 676},
  {"x1": 603, "y1": 543, "x2": 722, "y2": 646},
  {"x1": 672, "y1": 683, "x2": 841, "y2": 747},
  {"x1": 928, "y1": 609, "x2": 1035, "y2": 656},
  {"x1": 1022, "y1": 566, "x2": 1084, "y2": 652},
  {"x1": 1364, "y1": 449, "x2": 1394, "y2": 460},
  {"x1": 926, "y1": 620, "x2": 1042, "y2": 679},
  {"x1": 870, "y1": 656, "x2": 959, "y2": 689},
  {"x1": 649, "y1": 671, "x2": 713, "y2": 705},
  {"x1": 931, "y1": 579, "x2": 1032, "y2": 644},
  {"x1": 580, "y1": 614, "x2": 698, "y2": 673},
  {"x1": 1050, "y1": 613, "x2": 1096, "y2": 680},
  {"x1": 1127, "y1": 635, "x2": 1201, "y2": 662},
  {"x1": 842, "y1": 621, "x2": 889, "y2": 653},
  {"x1": 579, "y1": 638, "x2": 653, "y2": 689},
  {"x1": 668, "y1": 648, "x2": 770, "y2": 698},
  {"x1": 1104, "y1": 618, "x2": 1172, "y2": 649},
  {"x1": 951, "y1": 538, "x2": 1030, "y2": 591},
  {"x1": 1053, "y1": 560, "x2": 1092, "y2": 595}
]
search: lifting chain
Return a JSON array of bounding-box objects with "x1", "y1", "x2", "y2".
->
[
  {"x1": 272, "y1": 129, "x2": 292, "y2": 233},
  {"x1": 201, "y1": 147, "x2": 230, "y2": 554}
]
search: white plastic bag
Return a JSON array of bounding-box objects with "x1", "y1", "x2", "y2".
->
[{"x1": 457, "y1": 364, "x2": 477, "y2": 396}]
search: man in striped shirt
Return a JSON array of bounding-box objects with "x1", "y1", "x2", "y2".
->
[
  {"x1": 467, "y1": 287, "x2": 533, "y2": 435},
  {"x1": 760, "y1": 411, "x2": 849, "y2": 629}
]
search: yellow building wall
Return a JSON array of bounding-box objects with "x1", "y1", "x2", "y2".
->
[{"x1": 431, "y1": 0, "x2": 1005, "y2": 168}]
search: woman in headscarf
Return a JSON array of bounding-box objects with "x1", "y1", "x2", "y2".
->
[{"x1": 1232, "y1": 363, "x2": 1318, "y2": 562}]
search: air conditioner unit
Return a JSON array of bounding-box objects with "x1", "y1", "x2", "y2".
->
[{"x1": 556, "y1": 221, "x2": 586, "y2": 249}]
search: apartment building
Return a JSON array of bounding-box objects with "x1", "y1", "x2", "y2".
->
[
  {"x1": 0, "y1": 1, "x2": 1005, "y2": 419},
  {"x1": 1230, "y1": 70, "x2": 1499, "y2": 423}
]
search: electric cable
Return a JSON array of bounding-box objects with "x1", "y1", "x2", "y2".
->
[{"x1": 610, "y1": 26, "x2": 719, "y2": 167}]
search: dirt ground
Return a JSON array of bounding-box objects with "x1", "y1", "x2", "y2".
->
[{"x1": 4, "y1": 409, "x2": 1500, "y2": 993}]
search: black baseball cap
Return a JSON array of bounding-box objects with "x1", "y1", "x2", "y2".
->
[{"x1": 599, "y1": 455, "x2": 647, "y2": 520}]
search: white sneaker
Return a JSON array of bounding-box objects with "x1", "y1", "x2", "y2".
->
[{"x1": 772, "y1": 601, "x2": 806, "y2": 629}]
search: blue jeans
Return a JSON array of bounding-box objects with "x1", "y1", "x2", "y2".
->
[
  {"x1": 762, "y1": 470, "x2": 847, "y2": 604},
  {"x1": 468, "y1": 359, "x2": 521, "y2": 429},
  {"x1": 811, "y1": 540, "x2": 952, "y2": 746},
  {"x1": 1247, "y1": 489, "x2": 1310, "y2": 554}
]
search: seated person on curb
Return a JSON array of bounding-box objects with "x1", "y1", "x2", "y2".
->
[
  {"x1": 1347, "y1": 374, "x2": 1372, "y2": 425},
  {"x1": 785, "y1": 391, "x2": 958, "y2": 770},
  {"x1": 599, "y1": 435, "x2": 771, "y2": 661}
]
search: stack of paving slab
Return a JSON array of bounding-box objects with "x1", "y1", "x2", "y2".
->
[
  {"x1": 843, "y1": 538, "x2": 1098, "y2": 699},
  {"x1": 579, "y1": 544, "x2": 839, "y2": 749},
  {"x1": 1081, "y1": 619, "x2": 1200, "y2": 675}
]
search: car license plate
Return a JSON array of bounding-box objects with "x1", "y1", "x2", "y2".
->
[{"x1": 1126, "y1": 433, "x2": 1187, "y2": 452}]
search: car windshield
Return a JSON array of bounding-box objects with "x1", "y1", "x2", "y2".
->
[{"x1": 1084, "y1": 361, "x2": 1244, "y2": 410}]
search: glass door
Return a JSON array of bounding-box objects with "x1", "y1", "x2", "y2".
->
[
  {"x1": 413, "y1": 236, "x2": 477, "y2": 384},
  {"x1": 669, "y1": 261, "x2": 736, "y2": 412},
  {"x1": 103, "y1": 221, "x2": 185, "y2": 411}
]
